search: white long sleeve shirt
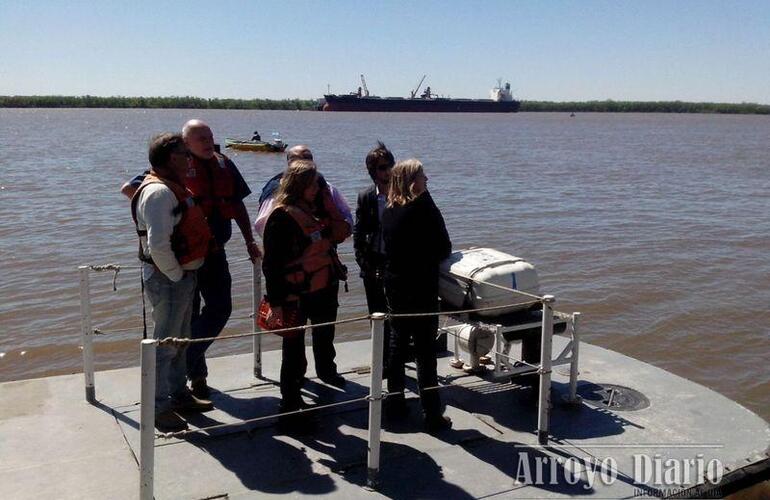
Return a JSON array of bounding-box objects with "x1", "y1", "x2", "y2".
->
[
  {"x1": 253, "y1": 183, "x2": 353, "y2": 239},
  {"x1": 134, "y1": 183, "x2": 203, "y2": 281}
]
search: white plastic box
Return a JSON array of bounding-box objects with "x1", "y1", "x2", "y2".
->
[{"x1": 439, "y1": 248, "x2": 540, "y2": 316}]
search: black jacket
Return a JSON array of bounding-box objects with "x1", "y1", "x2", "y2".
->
[
  {"x1": 382, "y1": 191, "x2": 451, "y2": 298},
  {"x1": 262, "y1": 207, "x2": 309, "y2": 306},
  {"x1": 354, "y1": 185, "x2": 383, "y2": 277}
]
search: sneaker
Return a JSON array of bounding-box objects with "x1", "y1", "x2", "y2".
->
[
  {"x1": 190, "y1": 378, "x2": 211, "y2": 399},
  {"x1": 155, "y1": 410, "x2": 188, "y2": 433},
  {"x1": 318, "y1": 373, "x2": 346, "y2": 388},
  {"x1": 424, "y1": 414, "x2": 452, "y2": 433},
  {"x1": 172, "y1": 390, "x2": 214, "y2": 412}
]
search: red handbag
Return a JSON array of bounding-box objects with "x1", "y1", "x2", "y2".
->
[{"x1": 257, "y1": 298, "x2": 304, "y2": 338}]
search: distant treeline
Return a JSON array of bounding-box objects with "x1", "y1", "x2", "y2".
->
[
  {"x1": 0, "y1": 95, "x2": 318, "y2": 110},
  {"x1": 1, "y1": 95, "x2": 768, "y2": 114},
  {"x1": 520, "y1": 100, "x2": 770, "y2": 114}
]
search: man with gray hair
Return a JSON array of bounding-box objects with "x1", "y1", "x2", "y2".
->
[{"x1": 180, "y1": 119, "x2": 260, "y2": 398}]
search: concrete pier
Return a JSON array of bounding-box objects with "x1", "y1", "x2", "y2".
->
[{"x1": 1, "y1": 337, "x2": 768, "y2": 499}]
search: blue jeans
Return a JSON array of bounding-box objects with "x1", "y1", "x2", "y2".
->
[
  {"x1": 144, "y1": 269, "x2": 196, "y2": 413},
  {"x1": 186, "y1": 250, "x2": 232, "y2": 381}
]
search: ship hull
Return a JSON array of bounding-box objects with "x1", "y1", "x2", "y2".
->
[{"x1": 322, "y1": 94, "x2": 520, "y2": 112}]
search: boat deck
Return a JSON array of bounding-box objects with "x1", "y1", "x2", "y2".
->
[{"x1": 1, "y1": 337, "x2": 768, "y2": 499}]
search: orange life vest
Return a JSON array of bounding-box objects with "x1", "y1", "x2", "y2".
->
[
  {"x1": 131, "y1": 173, "x2": 213, "y2": 266},
  {"x1": 282, "y1": 205, "x2": 335, "y2": 299},
  {"x1": 183, "y1": 153, "x2": 239, "y2": 220}
]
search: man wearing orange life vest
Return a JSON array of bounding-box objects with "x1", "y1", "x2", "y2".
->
[
  {"x1": 131, "y1": 133, "x2": 215, "y2": 433},
  {"x1": 181, "y1": 119, "x2": 261, "y2": 399}
]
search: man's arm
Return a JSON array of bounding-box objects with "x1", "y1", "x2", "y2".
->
[
  {"x1": 254, "y1": 196, "x2": 276, "y2": 240},
  {"x1": 120, "y1": 172, "x2": 148, "y2": 200},
  {"x1": 138, "y1": 185, "x2": 184, "y2": 281},
  {"x1": 233, "y1": 201, "x2": 261, "y2": 262},
  {"x1": 225, "y1": 157, "x2": 261, "y2": 261},
  {"x1": 328, "y1": 184, "x2": 354, "y2": 230},
  {"x1": 320, "y1": 186, "x2": 352, "y2": 244}
]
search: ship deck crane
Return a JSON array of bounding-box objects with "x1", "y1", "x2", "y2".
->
[
  {"x1": 360, "y1": 74, "x2": 370, "y2": 97},
  {"x1": 410, "y1": 75, "x2": 427, "y2": 98}
]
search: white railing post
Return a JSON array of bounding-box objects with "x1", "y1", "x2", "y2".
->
[
  {"x1": 139, "y1": 339, "x2": 157, "y2": 500},
  {"x1": 537, "y1": 295, "x2": 555, "y2": 445},
  {"x1": 78, "y1": 266, "x2": 96, "y2": 403},
  {"x1": 366, "y1": 312, "x2": 386, "y2": 490},
  {"x1": 568, "y1": 312, "x2": 581, "y2": 403},
  {"x1": 252, "y1": 258, "x2": 263, "y2": 379}
]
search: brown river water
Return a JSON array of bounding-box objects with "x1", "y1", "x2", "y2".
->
[{"x1": 0, "y1": 109, "x2": 767, "y2": 421}]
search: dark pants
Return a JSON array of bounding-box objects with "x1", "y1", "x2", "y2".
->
[
  {"x1": 519, "y1": 322, "x2": 542, "y2": 386},
  {"x1": 280, "y1": 283, "x2": 339, "y2": 409},
  {"x1": 362, "y1": 270, "x2": 391, "y2": 370},
  {"x1": 385, "y1": 285, "x2": 441, "y2": 417},
  {"x1": 186, "y1": 250, "x2": 232, "y2": 381}
]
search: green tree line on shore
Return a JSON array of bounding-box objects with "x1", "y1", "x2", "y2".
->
[
  {"x1": 520, "y1": 100, "x2": 770, "y2": 114},
  {"x1": 0, "y1": 95, "x2": 318, "y2": 110},
  {"x1": 1, "y1": 95, "x2": 768, "y2": 114}
]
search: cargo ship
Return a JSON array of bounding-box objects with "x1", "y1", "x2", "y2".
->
[{"x1": 321, "y1": 75, "x2": 521, "y2": 112}]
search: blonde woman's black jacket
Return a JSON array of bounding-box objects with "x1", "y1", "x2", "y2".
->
[{"x1": 382, "y1": 191, "x2": 451, "y2": 300}]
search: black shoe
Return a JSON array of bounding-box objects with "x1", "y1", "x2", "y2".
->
[
  {"x1": 277, "y1": 403, "x2": 316, "y2": 434},
  {"x1": 424, "y1": 414, "x2": 452, "y2": 433},
  {"x1": 319, "y1": 373, "x2": 346, "y2": 388},
  {"x1": 155, "y1": 410, "x2": 188, "y2": 433},
  {"x1": 172, "y1": 390, "x2": 214, "y2": 412},
  {"x1": 190, "y1": 378, "x2": 211, "y2": 399},
  {"x1": 513, "y1": 373, "x2": 539, "y2": 388},
  {"x1": 385, "y1": 397, "x2": 410, "y2": 420}
]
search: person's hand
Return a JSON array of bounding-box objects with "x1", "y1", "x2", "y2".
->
[
  {"x1": 269, "y1": 306, "x2": 283, "y2": 327},
  {"x1": 246, "y1": 240, "x2": 262, "y2": 262}
]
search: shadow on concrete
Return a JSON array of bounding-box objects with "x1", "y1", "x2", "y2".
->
[
  {"x1": 92, "y1": 399, "x2": 140, "y2": 431},
  {"x1": 442, "y1": 378, "x2": 641, "y2": 440},
  {"x1": 178, "y1": 390, "x2": 475, "y2": 497}
]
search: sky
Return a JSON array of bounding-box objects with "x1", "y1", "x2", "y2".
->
[{"x1": 1, "y1": 0, "x2": 769, "y2": 103}]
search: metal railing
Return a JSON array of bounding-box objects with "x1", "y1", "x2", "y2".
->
[{"x1": 76, "y1": 260, "x2": 578, "y2": 499}]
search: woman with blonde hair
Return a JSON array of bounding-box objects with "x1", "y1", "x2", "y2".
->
[
  {"x1": 262, "y1": 159, "x2": 345, "y2": 431},
  {"x1": 382, "y1": 159, "x2": 453, "y2": 432}
]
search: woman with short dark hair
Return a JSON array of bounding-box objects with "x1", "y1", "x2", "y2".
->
[{"x1": 382, "y1": 159, "x2": 453, "y2": 432}]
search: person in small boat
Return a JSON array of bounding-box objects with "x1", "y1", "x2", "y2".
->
[
  {"x1": 130, "y1": 133, "x2": 215, "y2": 433},
  {"x1": 254, "y1": 146, "x2": 352, "y2": 390},
  {"x1": 354, "y1": 141, "x2": 395, "y2": 371},
  {"x1": 382, "y1": 159, "x2": 453, "y2": 432},
  {"x1": 251, "y1": 131, "x2": 261, "y2": 141},
  {"x1": 262, "y1": 160, "x2": 348, "y2": 430}
]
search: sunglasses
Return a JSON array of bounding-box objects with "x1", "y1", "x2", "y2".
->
[{"x1": 376, "y1": 163, "x2": 393, "y2": 172}]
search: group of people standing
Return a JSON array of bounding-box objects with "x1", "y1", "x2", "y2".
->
[{"x1": 127, "y1": 120, "x2": 452, "y2": 434}]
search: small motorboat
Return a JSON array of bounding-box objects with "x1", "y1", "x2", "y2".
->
[{"x1": 225, "y1": 136, "x2": 286, "y2": 153}]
